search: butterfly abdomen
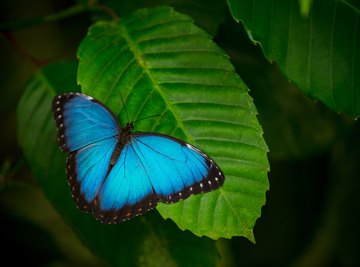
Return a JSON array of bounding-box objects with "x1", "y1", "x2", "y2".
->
[
  {"x1": 110, "y1": 142, "x2": 123, "y2": 166},
  {"x1": 109, "y1": 123, "x2": 134, "y2": 166}
]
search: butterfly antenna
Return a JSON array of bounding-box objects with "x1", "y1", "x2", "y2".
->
[
  {"x1": 119, "y1": 92, "x2": 130, "y2": 123},
  {"x1": 134, "y1": 114, "x2": 161, "y2": 123}
]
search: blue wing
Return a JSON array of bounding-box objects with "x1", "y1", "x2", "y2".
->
[
  {"x1": 52, "y1": 93, "x2": 119, "y2": 152},
  {"x1": 52, "y1": 93, "x2": 119, "y2": 211},
  {"x1": 93, "y1": 142, "x2": 159, "y2": 222},
  {"x1": 94, "y1": 133, "x2": 224, "y2": 223},
  {"x1": 66, "y1": 138, "x2": 117, "y2": 212}
]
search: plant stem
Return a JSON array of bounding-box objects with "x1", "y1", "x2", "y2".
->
[{"x1": 0, "y1": 3, "x2": 117, "y2": 31}]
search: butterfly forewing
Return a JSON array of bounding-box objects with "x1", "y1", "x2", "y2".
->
[{"x1": 52, "y1": 93, "x2": 119, "y2": 152}]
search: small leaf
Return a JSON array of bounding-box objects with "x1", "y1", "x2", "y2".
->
[
  {"x1": 78, "y1": 6, "x2": 269, "y2": 241},
  {"x1": 226, "y1": 0, "x2": 360, "y2": 118},
  {"x1": 17, "y1": 62, "x2": 219, "y2": 267}
]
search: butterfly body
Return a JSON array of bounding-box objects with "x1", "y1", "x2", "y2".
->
[
  {"x1": 52, "y1": 92, "x2": 224, "y2": 223},
  {"x1": 108, "y1": 123, "x2": 133, "y2": 168}
]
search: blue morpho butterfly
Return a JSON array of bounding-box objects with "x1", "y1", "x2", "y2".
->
[{"x1": 52, "y1": 92, "x2": 224, "y2": 223}]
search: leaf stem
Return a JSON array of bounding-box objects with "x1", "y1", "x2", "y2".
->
[{"x1": 0, "y1": 3, "x2": 118, "y2": 32}]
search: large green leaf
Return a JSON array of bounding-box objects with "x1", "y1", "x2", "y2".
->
[
  {"x1": 17, "y1": 62, "x2": 219, "y2": 267},
  {"x1": 226, "y1": 0, "x2": 360, "y2": 118},
  {"x1": 77, "y1": 6, "x2": 269, "y2": 241}
]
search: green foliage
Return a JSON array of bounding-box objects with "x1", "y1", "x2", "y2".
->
[{"x1": 227, "y1": 0, "x2": 360, "y2": 118}]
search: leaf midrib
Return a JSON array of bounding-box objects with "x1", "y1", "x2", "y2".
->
[{"x1": 119, "y1": 20, "x2": 193, "y2": 143}]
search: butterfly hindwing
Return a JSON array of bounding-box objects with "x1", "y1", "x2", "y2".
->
[{"x1": 67, "y1": 138, "x2": 117, "y2": 212}]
